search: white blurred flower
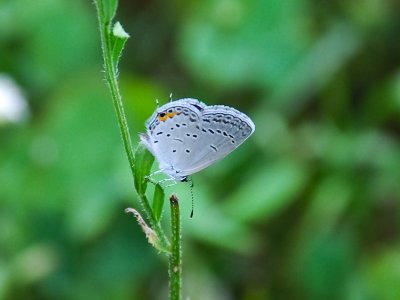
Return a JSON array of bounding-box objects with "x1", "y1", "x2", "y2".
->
[{"x1": 0, "y1": 74, "x2": 29, "y2": 124}]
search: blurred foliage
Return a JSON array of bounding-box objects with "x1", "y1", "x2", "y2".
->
[{"x1": 1, "y1": 0, "x2": 400, "y2": 299}]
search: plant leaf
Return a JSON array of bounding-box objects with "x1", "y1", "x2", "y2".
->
[
  {"x1": 111, "y1": 21, "x2": 130, "y2": 68},
  {"x1": 134, "y1": 143, "x2": 154, "y2": 196},
  {"x1": 152, "y1": 184, "x2": 165, "y2": 222},
  {"x1": 101, "y1": 0, "x2": 118, "y2": 24}
]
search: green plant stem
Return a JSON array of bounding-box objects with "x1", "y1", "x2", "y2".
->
[
  {"x1": 95, "y1": 0, "x2": 135, "y2": 173},
  {"x1": 94, "y1": 0, "x2": 169, "y2": 250},
  {"x1": 169, "y1": 195, "x2": 182, "y2": 300}
]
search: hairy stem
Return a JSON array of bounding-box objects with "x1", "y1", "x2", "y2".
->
[
  {"x1": 94, "y1": 0, "x2": 169, "y2": 251},
  {"x1": 169, "y1": 194, "x2": 182, "y2": 300}
]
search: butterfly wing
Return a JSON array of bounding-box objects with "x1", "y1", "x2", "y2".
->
[
  {"x1": 141, "y1": 99, "x2": 255, "y2": 179},
  {"x1": 141, "y1": 99, "x2": 205, "y2": 179},
  {"x1": 177, "y1": 105, "x2": 255, "y2": 177}
]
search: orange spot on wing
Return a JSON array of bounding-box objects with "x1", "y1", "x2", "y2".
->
[
  {"x1": 158, "y1": 111, "x2": 181, "y2": 122},
  {"x1": 158, "y1": 114, "x2": 168, "y2": 122},
  {"x1": 167, "y1": 112, "x2": 176, "y2": 118}
]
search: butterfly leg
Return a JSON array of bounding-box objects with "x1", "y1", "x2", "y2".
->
[
  {"x1": 146, "y1": 169, "x2": 165, "y2": 178},
  {"x1": 158, "y1": 177, "x2": 178, "y2": 188},
  {"x1": 145, "y1": 169, "x2": 177, "y2": 188},
  {"x1": 144, "y1": 169, "x2": 164, "y2": 184},
  {"x1": 146, "y1": 177, "x2": 177, "y2": 189}
]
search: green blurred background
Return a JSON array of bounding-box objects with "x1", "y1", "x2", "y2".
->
[{"x1": 1, "y1": 0, "x2": 400, "y2": 299}]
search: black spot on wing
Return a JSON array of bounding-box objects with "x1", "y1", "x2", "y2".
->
[{"x1": 190, "y1": 103, "x2": 204, "y2": 111}]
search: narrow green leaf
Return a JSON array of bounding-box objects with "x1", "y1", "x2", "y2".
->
[
  {"x1": 111, "y1": 21, "x2": 130, "y2": 68},
  {"x1": 134, "y1": 143, "x2": 155, "y2": 196},
  {"x1": 102, "y1": 0, "x2": 118, "y2": 23},
  {"x1": 152, "y1": 184, "x2": 165, "y2": 222}
]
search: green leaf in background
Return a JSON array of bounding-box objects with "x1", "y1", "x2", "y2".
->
[
  {"x1": 224, "y1": 160, "x2": 308, "y2": 223},
  {"x1": 292, "y1": 232, "x2": 356, "y2": 300},
  {"x1": 301, "y1": 175, "x2": 352, "y2": 235},
  {"x1": 362, "y1": 247, "x2": 400, "y2": 300},
  {"x1": 152, "y1": 184, "x2": 165, "y2": 223},
  {"x1": 179, "y1": 0, "x2": 311, "y2": 89},
  {"x1": 134, "y1": 143, "x2": 155, "y2": 196},
  {"x1": 175, "y1": 183, "x2": 258, "y2": 254},
  {"x1": 3, "y1": 0, "x2": 98, "y2": 93}
]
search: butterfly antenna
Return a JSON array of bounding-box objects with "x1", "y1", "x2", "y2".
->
[
  {"x1": 188, "y1": 177, "x2": 194, "y2": 218},
  {"x1": 169, "y1": 92, "x2": 173, "y2": 102}
]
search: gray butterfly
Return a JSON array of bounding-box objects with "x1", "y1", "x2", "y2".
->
[{"x1": 140, "y1": 98, "x2": 255, "y2": 182}]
